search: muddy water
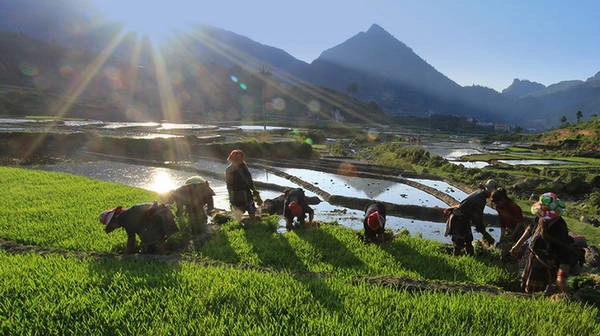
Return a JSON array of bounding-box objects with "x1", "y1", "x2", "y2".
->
[{"x1": 31, "y1": 160, "x2": 501, "y2": 243}]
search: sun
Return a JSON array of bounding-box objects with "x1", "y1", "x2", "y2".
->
[
  {"x1": 90, "y1": 0, "x2": 197, "y2": 41},
  {"x1": 145, "y1": 170, "x2": 179, "y2": 194}
]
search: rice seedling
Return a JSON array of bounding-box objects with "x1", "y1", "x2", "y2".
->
[{"x1": 2, "y1": 167, "x2": 599, "y2": 335}]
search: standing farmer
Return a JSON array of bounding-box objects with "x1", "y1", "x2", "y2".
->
[{"x1": 225, "y1": 149, "x2": 261, "y2": 220}]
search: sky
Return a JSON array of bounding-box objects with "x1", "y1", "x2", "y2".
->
[{"x1": 89, "y1": 0, "x2": 600, "y2": 92}]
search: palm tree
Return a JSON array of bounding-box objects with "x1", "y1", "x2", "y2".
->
[
  {"x1": 560, "y1": 115, "x2": 568, "y2": 126},
  {"x1": 576, "y1": 110, "x2": 583, "y2": 123}
]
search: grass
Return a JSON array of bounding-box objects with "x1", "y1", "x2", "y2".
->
[
  {"x1": 198, "y1": 218, "x2": 514, "y2": 286},
  {"x1": 1, "y1": 166, "x2": 599, "y2": 335},
  {"x1": 0, "y1": 166, "x2": 157, "y2": 252},
  {"x1": 1, "y1": 251, "x2": 599, "y2": 336}
]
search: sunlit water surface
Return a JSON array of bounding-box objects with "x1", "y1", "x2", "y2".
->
[{"x1": 31, "y1": 160, "x2": 500, "y2": 243}]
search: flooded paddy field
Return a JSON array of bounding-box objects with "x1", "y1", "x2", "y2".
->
[{"x1": 31, "y1": 157, "x2": 500, "y2": 243}]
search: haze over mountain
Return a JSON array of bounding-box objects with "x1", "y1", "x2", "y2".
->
[
  {"x1": 0, "y1": 0, "x2": 598, "y2": 129},
  {"x1": 502, "y1": 79, "x2": 546, "y2": 98}
]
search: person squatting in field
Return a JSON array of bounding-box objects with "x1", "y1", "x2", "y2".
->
[
  {"x1": 225, "y1": 149, "x2": 262, "y2": 220},
  {"x1": 169, "y1": 176, "x2": 215, "y2": 235},
  {"x1": 490, "y1": 187, "x2": 525, "y2": 262},
  {"x1": 444, "y1": 179, "x2": 497, "y2": 256},
  {"x1": 363, "y1": 201, "x2": 386, "y2": 243},
  {"x1": 261, "y1": 190, "x2": 321, "y2": 216},
  {"x1": 510, "y1": 192, "x2": 585, "y2": 293},
  {"x1": 283, "y1": 187, "x2": 314, "y2": 230},
  {"x1": 99, "y1": 201, "x2": 178, "y2": 253}
]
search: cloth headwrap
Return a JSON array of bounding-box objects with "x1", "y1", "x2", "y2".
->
[
  {"x1": 530, "y1": 192, "x2": 565, "y2": 220},
  {"x1": 484, "y1": 179, "x2": 498, "y2": 192},
  {"x1": 227, "y1": 149, "x2": 244, "y2": 161},
  {"x1": 99, "y1": 206, "x2": 123, "y2": 225},
  {"x1": 288, "y1": 201, "x2": 303, "y2": 216},
  {"x1": 185, "y1": 176, "x2": 207, "y2": 185},
  {"x1": 367, "y1": 211, "x2": 384, "y2": 230}
]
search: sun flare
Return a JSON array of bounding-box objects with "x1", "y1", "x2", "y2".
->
[
  {"x1": 90, "y1": 0, "x2": 197, "y2": 40},
  {"x1": 145, "y1": 170, "x2": 178, "y2": 194}
]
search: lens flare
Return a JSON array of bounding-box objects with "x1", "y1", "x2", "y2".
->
[
  {"x1": 230, "y1": 75, "x2": 238, "y2": 83},
  {"x1": 59, "y1": 65, "x2": 74, "y2": 78},
  {"x1": 367, "y1": 131, "x2": 379, "y2": 142},
  {"x1": 19, "y1": 62, "x2": 39, "y2": 77},
  {"x1": 240, "y1": 83, "x2": 248, "y2": 90},
  {"x1": 337, "y1": 162, "x2": 358, "y2": 177},
  {"x1": 308, "y1": 100, "x2": 320, "y2": 113},
  {"x1": 272, "y1": 97, "x2": 286, "y2": 111}
]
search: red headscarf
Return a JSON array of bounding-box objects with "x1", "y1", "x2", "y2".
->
[
  {"x1": 227, "y1": 149, "x2": 245, "y2": 162},
  {"x1": 288, "y1": 201, "x2": 303, "y2": 216},
  {"x1": 367, "y1": 211, "x2": 384, "y2": 230}
]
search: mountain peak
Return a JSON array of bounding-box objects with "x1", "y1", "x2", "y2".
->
[
  {"x1": 502, "y1": 78, "x2": 545, "y2": 98},
  {"x1": 314, "y1": 23, "x2": 460, "y2": 97},
  {"x1": 587, "y1": 71, "x2": 600, "y2": 82},
  {"x1": 366, "y1": 24, "x2": 386, "y2": 34}
]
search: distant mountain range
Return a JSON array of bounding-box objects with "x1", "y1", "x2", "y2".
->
[{"x1": 0, "y1": 0, "x2": 598, "y2": 129}]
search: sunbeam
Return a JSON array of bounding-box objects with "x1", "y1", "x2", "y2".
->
[
  {"x1": 23, "y1": 29, "x2": 128, "y2": 161},
  {"x1": 181, "y1": 28, "x2": 381, "y2": 125},
  {"x1": 151, "y1": 43, "x2": 181, "y2": 123}
]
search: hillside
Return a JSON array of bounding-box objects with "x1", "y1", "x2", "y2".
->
[
  {"x1": 539, "y1": 114, "x2": 600, "y2": 153},
  {"x1": 0, "y1": 30, "x2": 387, "y2": 124},
  {"x1": 0, "y1": 1, "x2": 599, "y2": 128}
]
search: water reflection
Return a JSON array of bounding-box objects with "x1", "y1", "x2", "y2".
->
[
  {"x1": 277, "y1": 167, "x2": 448, "y2": 207},
  {"x1": 235, "y1": 125, "x2": 291, "y2": 131},
  {"x1": 409, "y1": 178, "x2": 495, "y2": 214},
  {"x1": 156, "y1": 123, "x2": 216, "y2": 130},
  {"x1": 498, "y1": 159, "x2": 578, "y2": 165},
  {"x1": 130, "y1": 134, "x2": 183, "y2": 139},
  {"x1": 102, "y1": 122, "x2": 160, "y2": 129},
  {"x1": 30, "y1": 160, "x2": 502, "y2": 243},
  {"x1": 448, "y1": 161, "x2": 490, "y2": 169},
  {"x1": 145, "y1": 171, "x2": 179, "y2": 193}
]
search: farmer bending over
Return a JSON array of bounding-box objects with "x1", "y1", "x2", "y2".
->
[
  {"x1": 363, "y1": 201, "x2": 386, "y2": 243},
  {"x1": 283, "y1": 187, "x2": 314, "y2": 230},
  {"x1": 510, "y1": 193, "x2": 583, "y2": 293},
  {"x1": 169, "y1": 176, "x2": 215, "y2": 235},
  {"x1": 99, "y1": 202, "x2": 178, "y2": 253},
  {"x1": 444, "y1": 179, "x2": 497, "y2": 255},
  {"x1": 490, "y1": 187, "x2": 524, "y2": 262}
]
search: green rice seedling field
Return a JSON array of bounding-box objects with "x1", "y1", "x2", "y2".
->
[{"x1": 1, "y1": 167, "x2": 599, "y2": 335}]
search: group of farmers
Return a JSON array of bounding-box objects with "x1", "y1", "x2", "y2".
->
[
  {"x1": 98, "y1": 149, "x2": 585, "y2": 294},
  {"x1": 444, "y1": 179, "x2": 585, "y2": 293}
]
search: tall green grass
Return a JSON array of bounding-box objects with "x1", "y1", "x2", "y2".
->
[
  {"x1": 0, "y1": 166, "x2": 157, "y2": 251},
  {"x1": 1, "y1": 167, "x2": 599, "y2": 335},
  {"x1": 198, "y1": 219, "x2": 514, "y2": 286},
  {"x1": 1, "y1": 251, "x2": 598, "y2": 336}
]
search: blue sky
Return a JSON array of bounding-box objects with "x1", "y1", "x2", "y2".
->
[{"x1": 89, "y1": 0, "x2": 600, "y2": 91}]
